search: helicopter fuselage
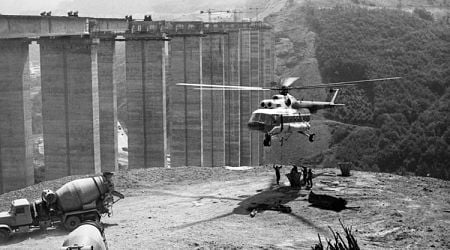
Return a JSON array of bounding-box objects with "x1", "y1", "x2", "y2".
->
[{"x1": 247, "y1": 107, "x2": 311, "y2": 135}]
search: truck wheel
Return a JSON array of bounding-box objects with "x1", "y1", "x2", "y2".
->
[
  {"x1": 64, "y1": 216, "x2": 81, "y2": 231},
  {"x1": 86, "y1": 213, "x2": 100, "y2": 222},
  {"x1": 0, "y1": 229, "x2": 10, "y2": 243}
]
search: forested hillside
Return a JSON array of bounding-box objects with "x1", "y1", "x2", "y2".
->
[{"x1": 304, "y1": 5, "x2": 450, "y2": 179}]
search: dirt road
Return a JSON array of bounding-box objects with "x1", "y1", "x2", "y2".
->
[{"x1": 1, "y1": 166, "x2": 449, "y2": 249}]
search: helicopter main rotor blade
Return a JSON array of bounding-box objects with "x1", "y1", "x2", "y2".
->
[
  {"x1": 282, "y1": 77, "x2": 300, "y2": 87},
  {"x1": 284, "y1": 77, "x2": 402, "y2": 90},
  {"x1": 281, "y1": 77, "x2": 300, "y2": 87},
  {"x1": 176, "y1": 83, "x2": 270, "y2": 91},
  {"x1": 192, "y1": 88, "x2": 270, "y2": 91}
]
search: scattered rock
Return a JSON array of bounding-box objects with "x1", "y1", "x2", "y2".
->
[
  {"x1": 391, "y1": 211, "x2": 403, "y2": 217},
  {"x1": 308, "y1": 191, "x2": 347, "y2": 211}
]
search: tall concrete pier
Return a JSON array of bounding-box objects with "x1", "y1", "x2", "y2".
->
[
  {"x1": 168, "y1": 22, "x2": 203, "y2": 168},
  {"x1": 125, "y1": 22, "x2": 169, "y2": 169},
  {"x1": 224, "y1": 29, "x2": 241, "y2": 167},
  {"x1": 239, "y1": 28, "x2": 252, "y2": 166},
  {"x1": 250, "y1": 29, "x2": 261, "y2": 166},
  {"x1": 97, "y1": 37, "x2": 118, "y2": 172},
  {"x1": 39, "y1": 37, "x2": 101, "y2": 179},
  {"x1": 202, "y1": 27, "x2": 225, "y2": 167},
  {"x1": 0, "y1": 39, "x2": 33, "y2": 193}
]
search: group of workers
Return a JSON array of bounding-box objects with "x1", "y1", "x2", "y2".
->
[{"x1": 273, "y1": 164, "x2": 313, "y2": 189}]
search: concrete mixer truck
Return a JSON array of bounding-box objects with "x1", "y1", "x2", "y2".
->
[{"x1": 0, "y1": 172, "x2": 124, "y2": 243}]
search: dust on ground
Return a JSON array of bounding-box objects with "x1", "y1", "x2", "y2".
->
[{"x1": 0, "y1": 166, "x2": 449, "y2": 249}]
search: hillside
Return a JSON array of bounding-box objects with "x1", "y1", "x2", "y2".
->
[
  {"x1": 0, "y1": 167, "x2": 449, "y2": 249},
  {"x1": 263, "y1": 1, "x2": 450, "y2": 180},
  {"x1": 306, "y1": 5, "x2": 450, "y2": 178}
]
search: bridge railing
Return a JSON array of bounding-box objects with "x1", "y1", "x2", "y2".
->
[{"x1": 0, "y1": 15, "x2": 270, "y2": 39}]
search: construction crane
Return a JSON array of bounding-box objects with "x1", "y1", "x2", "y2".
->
[
  {"x1": 200, "y1": 9, "x2": 231, "y2": 22},
  {"x1": 230, "y1": 9, "x2": 244, "y2": 22},
  {"x1": 248, "y1": 7, "x2": 261, "y2": 21},
  {"x1": 231, "y1": 7, "x2": 261, "y2": 22}
]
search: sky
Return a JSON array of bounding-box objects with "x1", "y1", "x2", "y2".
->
[
  {"x1": 0, "y1": 0, "x2": 259, "y2": 18},
  {"x1": 1, "y1": 0, "x2": 64, "y2": 15}
]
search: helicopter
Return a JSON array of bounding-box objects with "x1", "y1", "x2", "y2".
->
[{"x1": 177, "y1": 76, "x2": 401, "y2": 147}]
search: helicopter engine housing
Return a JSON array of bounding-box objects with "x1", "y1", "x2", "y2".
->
[{"x1": 260, "y1": 100, "x2": 276, "y2": 109}]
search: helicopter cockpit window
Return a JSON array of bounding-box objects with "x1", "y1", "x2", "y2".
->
[
  {"x1": 256, "y1": 113, "x2": 264, "y2": 122},
  {"x1": 252, "y1": 113, "x2": 267, "y2": 122},
  {"x1": 249, "y1": 113, "x2": 259, "y2": 122}
]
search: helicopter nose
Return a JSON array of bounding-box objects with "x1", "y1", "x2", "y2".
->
[
  {"x1": 247, "y1": 121, "x2": 265, "y2": 131},
  {"x1": 248, "y1": 112, "x2": 265, "y2": 131}
]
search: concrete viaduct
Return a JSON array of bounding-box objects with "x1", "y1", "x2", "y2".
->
[{"x1": 0, "y1": 15, "x2": 274, "y2": 193}]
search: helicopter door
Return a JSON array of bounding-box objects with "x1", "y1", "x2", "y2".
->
[
  {"x1": 271, "y1": 114, "x2": 279, "y2": 126},
  {"x1": 272, "y1": 114, "x2": 283, "y2": 124}
]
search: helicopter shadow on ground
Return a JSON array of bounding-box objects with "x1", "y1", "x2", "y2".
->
[
  {"x1": 232, "y1": 183, "x2": 305, "y2": 215},
  {"x1": 173, "y1": 183, "x2": 325, "y2": 231},
  {"x1": 0, "y1": 226, "x2": 67, "y2": 246},
  {"x1": 233, "y1": 184, "x2": 329, "y2": 234}
]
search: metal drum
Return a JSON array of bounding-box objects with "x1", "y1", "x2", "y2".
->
[{"x1": 56, "y1": 176, "x2": 109, "y2": 212}]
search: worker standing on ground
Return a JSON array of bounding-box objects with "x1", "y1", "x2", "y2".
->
[
  {"x1": 301, "y1": 166, "x2": 308, "y2": 187},
  {"x1": 306, "y1": 168, "x2": 313, "y2": 189},
  {"x1": 291, "y1": 165, "x2": 298, "y2": 174},
  {"x1": 287, "y1": 165, "x2": 301, "y2": 188},
  {"x1": 273, "y1": 165, "x2": 282, "y2": 185}
]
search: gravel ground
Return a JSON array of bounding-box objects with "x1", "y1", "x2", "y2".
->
[{"x1": 1, "y1": 166, "x2": 449, "y2": 249}]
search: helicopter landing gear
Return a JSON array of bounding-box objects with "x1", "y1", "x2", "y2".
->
[
  {"x1": 299, "y1": 131, "x2": 315, "y2": 142},
  {"x1": 263, "y1": 133, "x2": 271, "y2": 147},
  {"x1": 309, "y1": 133, "x2": 315, "y2": 142}
]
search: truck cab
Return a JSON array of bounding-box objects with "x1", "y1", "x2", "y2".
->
[{"x1": 0, "y1": 199, "x2": 33, "y2": 228}]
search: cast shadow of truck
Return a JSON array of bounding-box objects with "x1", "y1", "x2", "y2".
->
[{"x1": 0, "y1": 226, "x2": 67, "y2": 246}]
